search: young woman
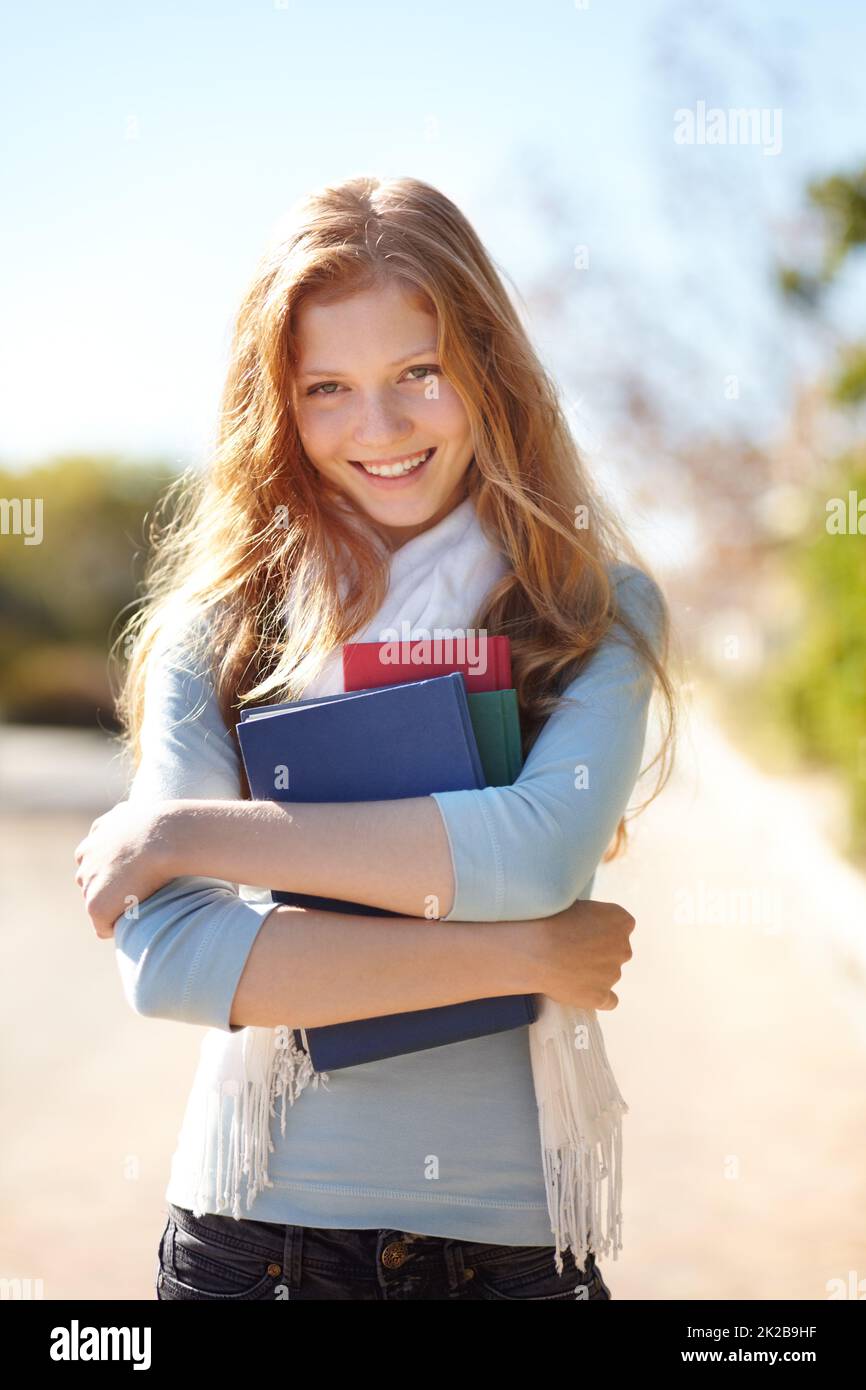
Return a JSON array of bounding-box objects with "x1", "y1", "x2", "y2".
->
[{"x1": 74, "y1": 175, "x2": 676, "y2": 1302}]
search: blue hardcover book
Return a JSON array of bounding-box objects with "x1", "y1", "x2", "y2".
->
[
  {"x1": 235, "y1": 674, "x2": 537, "y2": 1070},
  {"x1": 242, "y1": 685, "x2": 522, "y2": 787}
]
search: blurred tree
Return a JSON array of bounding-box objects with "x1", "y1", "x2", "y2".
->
[
  {"x1": 777, "y1": 166, "x2": 866, "y2": 305},
  {"x1": 0, "y1": 455, "x2": 178, "y2": 726},
  {"x1": 758, "y1": 162, "x2": 866, "y2": 857}
]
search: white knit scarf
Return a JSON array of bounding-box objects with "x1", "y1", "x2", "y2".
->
[{"x1": 190, "y1": 494, "x2": 628, "y2": 1275}]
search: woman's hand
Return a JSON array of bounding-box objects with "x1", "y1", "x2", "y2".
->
[
  {"x1": 538, "y1": 899, "x2": 635, "y2": 1011},
  {"x1": 73, "y1": 801, "x2": 176, "y2": 939}
]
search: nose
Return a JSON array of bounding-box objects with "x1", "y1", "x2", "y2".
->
[{"x1": 350, "y1": 387, "x2": 414, "y2": 452}]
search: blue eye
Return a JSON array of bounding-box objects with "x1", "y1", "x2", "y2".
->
[{"x1": 307, "y1": 381, "x2": 342, "y2": 397}]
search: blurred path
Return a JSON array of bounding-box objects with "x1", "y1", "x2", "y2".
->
[
  {"x1": 594, "y1": 695, "x2": 866, "y2": 1299},
  {"x1": 0, "y1": 726, "x2": 201, "y2": 1300},
  {"x1": 1, "y1": 697, "x2": 865, "y2": 1300}
]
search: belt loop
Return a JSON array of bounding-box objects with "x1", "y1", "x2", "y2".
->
[
  {"x1": 163, "y1": 1217, "x2": 176, "y2": 1280},
  {"x1": 281, "y1": 1223, "x2": 304, "y2": 1295},
  {"x1": 443, "y1": 1238, "x2": 467, "y2": 1296}
]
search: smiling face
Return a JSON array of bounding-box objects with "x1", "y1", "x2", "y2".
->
[{"x1": 291, "y1": 278, "x2": 475, "y2": 550}]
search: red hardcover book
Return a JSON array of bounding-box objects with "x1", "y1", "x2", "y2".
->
[{"x1": 342, "y1": 635, "x2": 512, "y2": 693}]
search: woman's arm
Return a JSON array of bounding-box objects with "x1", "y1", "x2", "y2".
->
[
  {"x1": 228, "y1": 897, "x2": 634, "y2": 1029},
  {"x1": 120, "y1": 879, "x2": 633, "y2": 1031},
  {"x1": 111, "y1": 619, "x2": 293, "y2": 1030},
  {"x1": 147, "y1": 564, "x2": 664, "y2": 922},
  {"x1": 431, "y1": 565, "x2": 666, "y2": 921},
  {"x1": 227, "y1": 906, "x2": 541, "y2": 1029},
  {"x1": 156, "y1": 795, "x2": 455, "y2": 919}
]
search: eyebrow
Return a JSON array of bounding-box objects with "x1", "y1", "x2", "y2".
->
[{"x1": 298, "y1": 345, "x2": 439, "y2": 377}]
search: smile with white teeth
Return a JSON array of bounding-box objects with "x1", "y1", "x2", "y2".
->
[{"x1": 352, "y1": 447, "x2": 434, "y2": 477}]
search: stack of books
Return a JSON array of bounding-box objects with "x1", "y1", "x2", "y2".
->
[{"x1": 236, "y1": 637, "x2": 537, "y2": 1072}]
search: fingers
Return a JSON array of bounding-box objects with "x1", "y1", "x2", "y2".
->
[
  {"x1": 86, "y1": 897, "x2": 115, "y2": 940},
  {"x1": 71, "y1": 834, "x2": 109, "y2": 937},
  {"x1": 73, "y1": 811, "x2": 105, "y2": 866}
]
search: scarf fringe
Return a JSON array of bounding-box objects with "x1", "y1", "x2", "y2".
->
[
  {"x1": 190, "y1": 1029, "x2": 330, "y2": 1221},
  {"x1": 530, "y1": 1005, "x2": 628, "y2": 1276}
]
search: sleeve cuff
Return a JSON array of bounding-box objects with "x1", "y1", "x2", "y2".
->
[
  {"x1": 220, "y1": 899, "x2": 281, "y2": 1033},
  {"x1": 429, "y1": 789, "x2": 505, "y2": 922},
  {"x1": 115, "y1": 885, "x2": 279, "y2": 1032}
]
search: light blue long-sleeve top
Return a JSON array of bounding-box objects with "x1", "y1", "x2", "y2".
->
[{"x1": 114, "y1": 561, "x2": 664, "y2": 1245}]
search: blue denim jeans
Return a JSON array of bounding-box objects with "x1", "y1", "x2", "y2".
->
[{"x1": 156, "y1": 1202, "x2": 612, "y2": 1301}]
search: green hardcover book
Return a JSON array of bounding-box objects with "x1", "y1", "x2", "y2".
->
[{"x1": 466, "y1": 688, "x2": 523, "y2": 785}]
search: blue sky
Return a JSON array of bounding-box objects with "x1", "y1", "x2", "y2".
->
[{"x1": 2, "y1": 0, "x2": 864, "y2": 470}]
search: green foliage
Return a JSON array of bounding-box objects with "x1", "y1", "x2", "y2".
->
[
  {"x1": 778, "y1": 164, "x2": 866, "y2": 302},
  {"x1": 832, "y1": 344, "x2": 866, "y2": 405},
  {"x1": 0, "y1": 454, "x2": 179, "y2": 722},
  {"x1": 759, "y1": 454, "x2": 866, "y2": 856},
  {"x1": 807, "y1": 166, "x2": 866, "y2": 276}
]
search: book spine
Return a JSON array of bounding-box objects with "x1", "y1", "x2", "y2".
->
[{"x1": 450, "y1": 680, "x2": 485, "y2": 787}]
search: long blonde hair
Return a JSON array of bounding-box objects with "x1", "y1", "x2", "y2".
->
[{"x1": 112, "y1": 174, "x2": 679, "y2": 858}]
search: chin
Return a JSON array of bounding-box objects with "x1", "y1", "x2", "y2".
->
[{"x1": 361, "y1": 496, "x2": 440, "y2": 526}]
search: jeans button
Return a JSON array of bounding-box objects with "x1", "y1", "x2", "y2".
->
[{"x1": 381, "y1": 1241, "x2": 408, "y2": 1268}]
